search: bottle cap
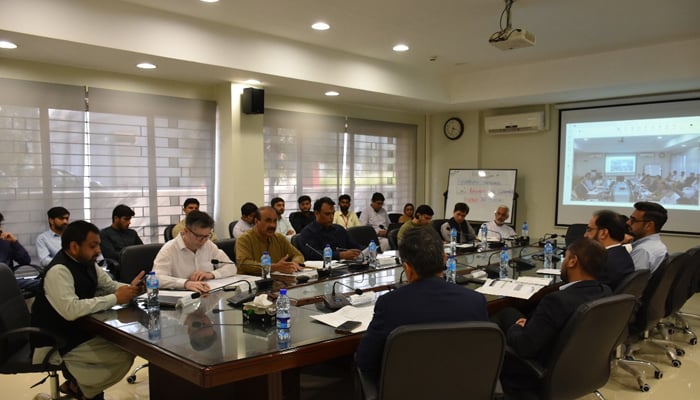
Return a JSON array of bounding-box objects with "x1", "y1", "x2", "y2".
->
[{"x1": 279, "y1": 288, "x2": 287, "y2": 295}]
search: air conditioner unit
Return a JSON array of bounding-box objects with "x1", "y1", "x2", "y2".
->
[{"x1": 484, "y1": 112, "x2": 545, "y2": 135}]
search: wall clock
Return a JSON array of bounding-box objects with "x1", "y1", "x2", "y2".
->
[{"x1": 443, "y1": 117, "x2": 464, "y2": 140}]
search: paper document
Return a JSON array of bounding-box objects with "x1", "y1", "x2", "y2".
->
[
  {"x1": 271, "y1": 268, "x2": 318, "y2": 279},
  {"x1": 536, "y1": 268, "x2": 562, "y2": 275},
  {"x1": 137, "y1": 274, "x2": 260, "y2": 299},
  {"x1": 516, "y1": 276, "x2": 552, "y2": 286},
  {"x1": 304, "y1": 260, "x2": 344, "y2": 270},
  {"x1": 475, "y1": 278, "x2": 545, "y2": 300},
  {"x1": 310, "y1": 305, "x2": 375, "y2": 333}
]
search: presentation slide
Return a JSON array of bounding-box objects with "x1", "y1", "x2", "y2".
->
[{"x1": 557, "y1": 98, "x2": 700, "y2": 234}]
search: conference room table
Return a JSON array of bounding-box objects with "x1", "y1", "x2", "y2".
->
[{"x1": 79, "y1": 240, "x2": 562, "y2": 400}]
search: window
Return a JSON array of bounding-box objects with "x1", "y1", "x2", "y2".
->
[
  {"x1": 0, "y1": 78, "x2": 215, "y2": 262},
  {"x1": 263, "y1": 109, "x2": 416, "y2": 213}
]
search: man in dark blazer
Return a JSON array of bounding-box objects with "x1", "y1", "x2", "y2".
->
[
  {"x1": 584, "y1": 209, "x2": 635, "y2": 290},
  {"x1": 496, "y1": 238, "x2": 611, "y2": 393},
  {"x1": 356, "y1": 228, "x2": 489, "y2": 382}
]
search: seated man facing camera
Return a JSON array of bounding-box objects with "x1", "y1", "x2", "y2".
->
[{"x1": 356, "y1": 228, "x2": 488, "y2": 382}]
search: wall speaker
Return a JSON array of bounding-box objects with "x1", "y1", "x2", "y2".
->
[{"x1": 241, "y1": 87, "x2": 264, "y2": 114}]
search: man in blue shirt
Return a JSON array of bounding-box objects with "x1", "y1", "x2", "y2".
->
[
  {"x1": 0, "y1": 211, "x2": 41, "y2": 294},
  {"x1": 627, "y1": 201, "x2": 668, "y2": 274},
  {"x1": 36, "y1": 206, "x2": 70, "y2": 267}
]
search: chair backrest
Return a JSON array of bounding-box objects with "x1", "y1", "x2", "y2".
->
[
  {"x1": 388, "y1": 213, "x2": 401, "y2": 223},
  {"x1": 542, "y1": 294, "x2": 636, "y2": 400},
  {"x1": 564, "y1": 224, "x2": 587, "y2": 247},
  {"x1": 387, "y1": 229, "x2": 399, "y2": 250},
  {"x1": 386, "y1": 222, "x2": 402, "y2": 233},
  {"x1": 228, "y1": 220, "x2": 238, "y2": 238},
  {"x1": 0, "y1": 263, "x2": 31, "y2": 364},
  {"x1": 614, "y1": 269, "x2": 650, "y2": 298},
  {"x1": 378, "y1": 321, "x2": 505, "y2": 400},
  {"x1": 430, "y1": 219, "x2": 448, "y2": 236},
  {"x1": 214, "y1": 239, "x2": 236, "y2": 262},
  {"x1": 665, "y1": 245, "x2": 700, "y2": 315},
  {"x1": 290, "y1": 234, "x2": 301, "y2": 251},
  {"x1": 633, "y1": 252, "x2": 688, "y2": 333},
  {"x1": 347, "y1": 226, "x2": 379, "y2": 249},
  {"x1": 118, "y1": 243, "x2": 164, "y2": 283},
  {"x1": 163, "y1": 224, "x2": 175, "y2": 242}
]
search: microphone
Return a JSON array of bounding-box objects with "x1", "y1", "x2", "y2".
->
[
  {"x1": 390, "y1": 269, "x2": 408, "y2": 290},
  {"x1": 487, "y1": 231, "x2": 505, "y2": 249},
  {"x1": 537, "y1": 233, "x2": 558, "y2": 247},
  {"x1": 304, "y1": 243, "x2": 324, "y2": 257},
  {"x1": 211, "y1": 259, "x2": 235, "y2": 268},
  {"x1": 306, "y1": 243, "x2": 332, "y2": 278},
  {"x1": 223, "y1": 280, "x2": 256, "y2": 307},
  {"x1": 323, "y1": 281, "x2": 363, "y2": 310}
]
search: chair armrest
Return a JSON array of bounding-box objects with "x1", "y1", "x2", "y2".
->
[
  {"x1": 504, "y1": 346, "x2": 546, "y2": 379},
  {"x1": 15, "y1": 263, "x2": 44, "y2": 276},
  {"x1": 0, "y1": 326, "x2": 66, "y2": 368},
  {"x1": 356, "y1": 367, "x2": 378, "y2": 400}
]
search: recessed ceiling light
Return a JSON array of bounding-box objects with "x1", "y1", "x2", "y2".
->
[
  {"x1": 244, "y1": 79, "x2": 261, "y2": 85},
  {"x1": 0, "y1": 40, "x2": 18, "y2": 49},
  {"x1": 312, "y1": 22, "x2": 330, "y2": 31},
  {"x1": 325, "y1": 91, "x2": 340, "y2": 97},
  {"x1": 200, "y1": 0, "x2": 220, "y2": 3},
  {"x1": 136, "y1": 62, "x2": 157, "y2": 69},
  {"x1": 393, "y1": 44, "x2": 409, "y2": 52}
]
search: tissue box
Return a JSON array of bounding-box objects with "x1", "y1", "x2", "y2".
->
[{"x1": 242, "y1": 302, "x2": 276, "y2": 326}]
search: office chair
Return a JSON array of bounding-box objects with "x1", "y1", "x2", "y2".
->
[
  {"x1": 11, "y1": 263, "x2": 44, "y2": 299},
  {"x1": 387, "y1": 229, "x2": 399, "y2": 250},
  {"x1": 625, "y1": 252, "x2": 689, "y2": 369},
  {"x1": 290, "y1": 234, "x2": 301, "y2": 251},
  {"x1": 228, "y1": 220, "x2": 238, "y2": 238},
  {"x1": 386, "y1": 222, "x2": 402, "y2": 233},
  {"x1": 0, "y1": 264, "x2": 66, "y2": 400},
  {"x1": 663, "y1": 245, "x2": 700, "y2": 346},
  {"x1": 387, "y1": 213, "x2": 401, "y2": 223},
  {"x1": 214, "y1": 238, "x2": 236, "y2": 262},
  {"x1": 357, "y1": 321, "x2": 505, "y2": 400},
  {"x1": 503, "y1": 294, "x2": 636, "y2": 400},
  {"x1": 347, "y1": 226, "x2": 380, "y2": 249},
  {"x1": 163, "y1": 224, "x2": 175, "y2": 242},
  {"x1": 564, "y1": 224, "x2": 587, "y2": 247},
  {"x1": 430, "y1": 219, "x2": 448, "y2": 236}
]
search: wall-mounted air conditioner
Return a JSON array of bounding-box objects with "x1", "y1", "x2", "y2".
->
[{"x1": 484, "y1": 111, "x2": 545, "y2": 135}]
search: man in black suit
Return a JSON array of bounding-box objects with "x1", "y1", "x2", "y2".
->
[
  {"x1": 496, "y1": 238, "x2": 611, "y2": 393},
  {"x1": 584, "y1": 209, "x2": 635, "y2": 290},
  {"x1": 356, "y1": 228, "x2": 489, "y2": 382}
]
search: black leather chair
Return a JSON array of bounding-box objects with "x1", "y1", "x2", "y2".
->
[
  {"x1": 388, "y1": 213, "x2": 401, "y2": 223},
  {"x1": 163, "y1": 224, "x2": 175, "y2": 241},
  {"x1": 0, "y1": 264, "x2": 65, "y2": 400},
  {"x1": 387, "y1": 228, "x2": 399, "y2": 250},
  {"x1": 504, "y1": 294, "x2": 636, "y2": 400},
  {"x1": 118, "y1": 243, "x2": 164, "y2": 284},
  {"x1": 290, "y1": 234, "x2": 301, "y2": 251},
  {"x1": 677, "y1": 246, "x2": 700, "y2": 326},
  {"x1": 214, "y1": 238, "x2": 236, "y2": 262},
  {"x1": 228, "y1": 220, "x2": 238, "y2": 238},
  {"x1": 10, "y1": 263, "x2": 44, "y2": 299},
  {"x1": 430, "y1": 219, "x2": 448, "y2": 236},
  {"x1": 357, "y1": 321, "x2": 505, "y2": 400},
  {"x1": 347, "y1": 226, "x2": 380, "y2": 250},
  {"x1": 663, "y1": 245, "x2": 700, "y2": 346},
  {"x1": 564, "y1": 224, "x2": 587, "y2": 247},
  {"x1": 386, "y1": 222, "x2": 402, "y2": 233}
]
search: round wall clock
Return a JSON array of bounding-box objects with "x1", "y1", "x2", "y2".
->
[{"x1": 443, "y1": 117, "x2": 464, "y2": 140}]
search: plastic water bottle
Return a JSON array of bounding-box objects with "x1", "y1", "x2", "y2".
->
[
  {"x1": 261, "y1": 250, "x2": 272, "y2": 279},
  {"x1": 544, "y1": 240, "x2": 554, "y2": 269},
  {"x1": 146, "y1": 271, "x2": 160, "y2": 340},
  {"x1": 450, "y1": 227, "x2": 458, "y2": 256},
  {"x1": 276, "y1": 288, "x2": 291, "y2": 346},
  {"x1": 521, "y1": 221, "x2": 529, "y2": 238},
  {"x1": 446, "y1": 255, "x2": 456, "y2": 283},
  {"x1": 499, "y1": 246, "x2": 510, "y2": 279},
  {"x1": 479, "y1": 224, "x2": 488, "y2": 251},
  {"x1": 368, "y1": 240, "x2": 378, "y2": 268},
  {"x1": 323, "y1": 244, "x2": 333, "y2": 270}
]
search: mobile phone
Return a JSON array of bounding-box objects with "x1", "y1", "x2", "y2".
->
[
  {"x1": 335, "y1": 320, "x2": 361, "y2": 334},
  {"x1": 137, "y1": 273, "x2": 149, "y2": 286}
]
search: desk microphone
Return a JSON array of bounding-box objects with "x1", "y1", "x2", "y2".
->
[
  {"x1": 222, "y1": 280, "x2": 256, "y2": 306},
  {"x1": 323, "y1": 281, "x2": 363, "y2": 310},
  {"x1": 305, "y1": 243, "x2": 332, "y2": 278},
  {"x1": 538, "y1": 233, "x2": 558, "y2": 247},
  {"x1": 390, "y1": 269, "x2": 408, "y2": 290},
  {"x1": 210, "y1": 259, "x2": 235, "y2": 269}
]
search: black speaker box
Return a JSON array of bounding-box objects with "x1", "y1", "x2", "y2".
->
[{"x1": 241, "y1": 87, "x2": 264, "y2": 114}]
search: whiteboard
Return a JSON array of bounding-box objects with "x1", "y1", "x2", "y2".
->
[{"x1": 445, "y1": 169, "x2": 518, "y2": 223}]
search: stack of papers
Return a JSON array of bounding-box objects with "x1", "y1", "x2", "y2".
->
[
  {"x1": 137, "y1": 274, "x2": 260, "y2": 300},
  {"x1": 310, "y1": 305, "x2": 375, "y2": 333},
  {"x1": 536, "y1": 268, "x2": 562, "y2": 275},
  {"x1": 475, "y1": 277, "x2": 548, "y2": 299},
  {"x1": 304, "y1": 260, "x2": 344, "y2": 270}
]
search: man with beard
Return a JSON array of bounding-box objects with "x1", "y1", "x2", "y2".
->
[
  {"x1": 333, "y1": 194, "x2": 360, "y2": 229},
  {"x1": 31, "y1": 220, "x2": 144, "y2": 400},
  {"x1": 0, "y1": 211, "x2": 41, "y2": 294},
  {"x1": 583, "y1": 210, "x2": 635, "y2": 290},
  {"x1": 494, "y1": 238, "x2": 610, "y2": 393},
  {"x1": 289, "y1": 195, "x2": 315, "y2": 232},
  {"x1": 36, "y1": 206, "x2": 70, "y2": 267},
  {"x1": 627, "y1": 201, "x2": 668, "y2": 273},
  {"x1": 299, "y1": 197, "x2": 362, "y2": 261},
  {"x1": 235, "y1": 206, "x2": 304, "y2": 275},
  {"x1": 271, "y1": 197, "x2": 295, "y2": 238}
]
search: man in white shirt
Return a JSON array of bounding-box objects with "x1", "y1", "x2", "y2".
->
[
  {"x1": 485, "y1": 205, "x2": 517, "y2": 240},
  {"x1": 333, "y1": 194, "x2": 361, "y2": 229},
  {"x1": 232, "y1": 202, "x2": 257, "y2": 239},
  {"x1": 271, "y1": 197, "x2": 295, "y2": 238},
  {"x1": 359, "y1": 192, "x2": 391, "y2": 251},
  {"x1": 152, "y1": 210, "x2": 236, "y2": 293},
  {"x1": 36, "y1": 206, "x2": 70, "y2": 267}
]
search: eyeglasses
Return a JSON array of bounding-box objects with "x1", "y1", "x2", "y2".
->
[
  {"x1": 188, "y1": 230, "x2": 211, "y2": 241},
  {"x1": 628, "y1": 216, "x2": 649, "y2": 224},
  {"x1": 585, "y1": 226, "x2": 598, "y2": 232}
]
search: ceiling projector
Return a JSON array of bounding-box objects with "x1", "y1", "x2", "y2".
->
[{"x1": 489, "y1": 29, "x2": 536, "y2": 50}]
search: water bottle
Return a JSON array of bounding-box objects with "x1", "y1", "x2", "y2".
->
[
  {"x1": 276, "y1": 288, "x2": 291, "y2": 346},
  {"x1": 499, "y1": 246, "x2": 510, "y2": 279},
  {"x1": 368, "y1": 240, "x2": 378, "y2": 268},
  {"x1": 450, "y1": 227, "x2": 457, "y2": 256},
  {"x1": 521, "y1": 221, "x2": 529, "y2": 238},
  {"x1": 479, "y1": 224, "x2": 488, "y2": 251},
  {"x1": 544, "y1": 240, "x2": 554, "y2": 269},
  {"x1": 261, "y1": 250, "x2": 272, "y2": 279},
  {"x1": 446, "y1": 255, "x2": 456, "y2": 283},
  {"x1": 323, "y1": 244, "x2": 333, "y2": 270},
  {"x1": 146, "y1": 271, "x2": 160, "y2": 340}
]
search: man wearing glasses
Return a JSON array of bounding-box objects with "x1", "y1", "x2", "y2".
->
[
  {"x1": 583, "y1": 210, "x2": 635, "y2": 290},
  {"x1": 627, "y1": 201, "x2": 668, "y2": 274},
  {"x1": 153, "y1": 210, "x2": 236, "y2": 293}
]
